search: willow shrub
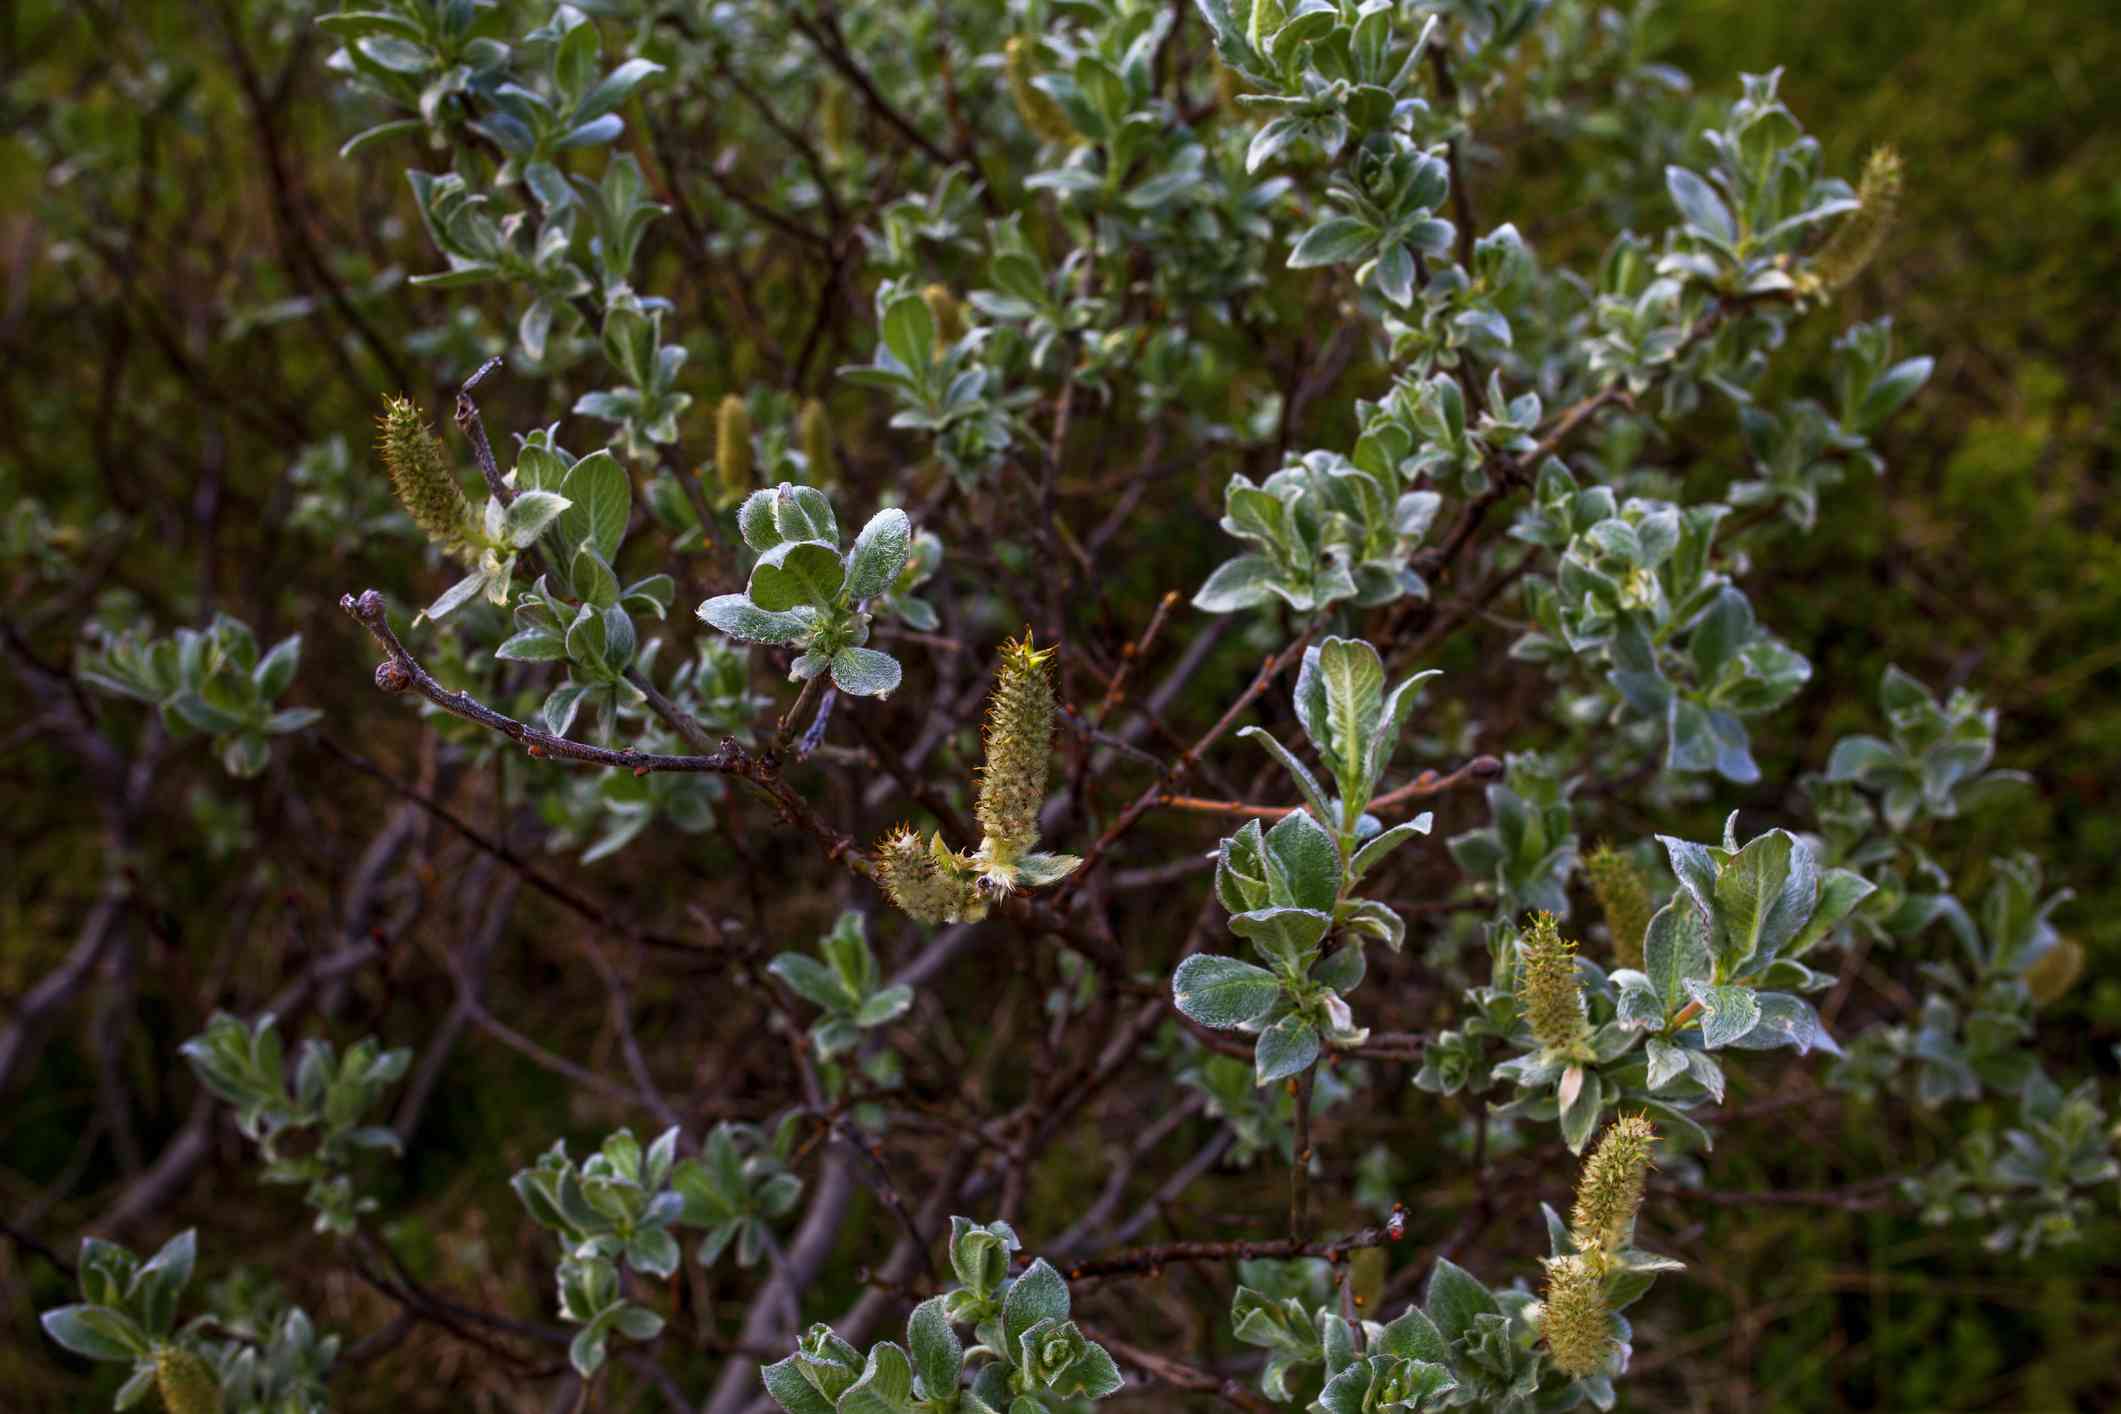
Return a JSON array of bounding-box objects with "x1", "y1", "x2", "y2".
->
[{"x1": 23, "y1": 3, "x2": 2118, "y2": 1412}]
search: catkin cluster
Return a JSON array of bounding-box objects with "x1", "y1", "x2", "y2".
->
[
  {"x1": 1542, "y1": 1114, "x2": 1659, "y2": 1378},
  {"x1": 1585, "y1": 845, "x2": 1653, "y2": 971},
  {"x1": 872, "y1": 635, "x2": 1077, "y2": 924},
  {"x1": 377, "y1": 395, "x2": 476, "y2": 563},
  {"x1": 154, "y1": 1345, "x2": 221, "y2": 1414},
  {"x1": 1521, "y1": 912, "x2": 1594, "y2": 1060},
  {"x1": 1811, "y1": 146, "x2": 1902, "y2": 293}
]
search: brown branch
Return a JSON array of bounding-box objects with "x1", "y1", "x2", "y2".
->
[
  {"x1": 1059, "y1": 1218, "x2": 1404, "y2": 1283},
  {"x1": 1084, "y1": 1324, "x2": 1275, "y2": 1412},
  {"x1": 1066, "y1": 617, "x2": 1325, "y2": 889},
  {"x1": 1289, "y1": 1063, "x2": 1316, "y2": 1240},
  {"x1": 1155, "y1": 753, "x2": 1503, "y2": 820},
  {"x1": 339, "y1": 589, "x2": 873, "y2": 875}
]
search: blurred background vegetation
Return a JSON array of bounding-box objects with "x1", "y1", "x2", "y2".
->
[{"x1": 2, "y1": 0, "x2": 2116, "y2": 1409}]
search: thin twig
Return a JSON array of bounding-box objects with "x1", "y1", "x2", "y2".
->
[{"x1": 1156, "y1": 753, "x2": 1503, "y2": 820}]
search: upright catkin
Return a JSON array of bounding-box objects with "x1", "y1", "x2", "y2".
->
[
  {"x1": 1585, "y1": 845, "x2": 1653, "y2": 970},
  {"x1": 1540, "y1": 1254, "x2": 1612, "y2": 1379},
  {"x1": 1570, "y1": 1113, "x2": 1657, "y2": 1260},
  {"x1": 797, "y1": 397, "x2": 837, "y2": 489},
  {"x1": 714, "y1": 395, "x2": 755, "y2": 508},
  {"x1": 1812, "y1": 146, "x2": 1902, "y2": 292},
  {"x1": 1005, "y1": 36, "x2": 1078, "y2": 147},
  {"x1": 377, "y1": 396, "x2": 475, "y2": 562},
  {"x1": 820, "y1": 84, "x2": 853, "y2": 165},
  {"x1": 922, "y1": 284, "x2": 966, "y2": 343},
  {"x1": 975, "y1": 634, "x2": 1058, "y2": 870},
  {"x1": 153, "y1": 1345, "x2": 220, "y2": 1414},
  {"x1": 1520, "y1": 912, "x2": 1594, "y2": 1060}
]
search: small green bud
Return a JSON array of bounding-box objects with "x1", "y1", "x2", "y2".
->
[
  {"x1": 797, "y1": 397, "x2": 837, "y2": 490},
  {"x1": 1584, "y1": 845, "x2": 1652, "y2": 971},
  {"x1": 1539, "y1": 1254, "x2": 1611, "y2": 1379},
  {"x1": 153, "y1": 1345, "x2": 220, "y2": 1414},
  {"x1": 714, "y1": 395, "x2": 755, "y2": 510},
  {"x1": 376, "y1": 395, "x2": 476, "y2": 563},
  {"x1": 1521, "y1": 913, "x2": 1593, "y2": 1061},
  {"x1": 1811, "y1": 146, "x2": 1902, "y2": 293},
  {"x1": 1570, "y1": 1113, "x2": 1657, "y2": 1261},
  {"x1": 1005, "y1": 37, "x2": 1079, "y2": 148}
]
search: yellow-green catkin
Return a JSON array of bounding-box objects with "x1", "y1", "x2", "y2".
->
[
  {"x1": 874, "y1": 825, "x2": 984, "y2": 926},
  {"x1": 922, "y1": 284, "x2": 966, "y2": 343},
  {"x1": 974, "y1": 634, "x2": 1059, "y2": 877},
  {"x1": 1811, "y1": 146, "x2": 1902, "y2": 293},
  {"x1": 1541, "y1": 1115, "x2": 1657, "y2": 1379},
  {"x1": 1570, "y1": 1114, "x2": 1657, "y2": 1261},
  {"x1": 1006, "y1": 36, "x2": 1079, "y2": 147},
  {"x1": 2025, "y1": 939, "x2": 2085, "y2": 1006},
  {"x1": 1585, "y1": 845, "x2": 1653, "y2": 971},
  {"x1": 377, "y1": 395, "x2": 475, "y2": 562},
  {"x1": 153, "y1": 1346, "x2": 220, "y2": 1414},
  {"x1": 1521, "y1": 912, "x2": 1594, "y2": 1060},
  {"x1": 714, "y1": 395, "x2": 754, "y2": 509},
  {"x1": 820, "y1": 83, "x2": 854, "y2": 165},
  {"x1": 1539, "y1": 1254, "x2": 1611, "y2": 1379},
  {"x1": 797, "y1": 397, "x2": 837, "y2": 490}
]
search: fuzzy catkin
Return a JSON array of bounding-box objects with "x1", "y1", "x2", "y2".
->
[
  {"x1": 1585, "y1": 845, "x2": 1653, "y2": 971},
  {"x1": 1540, "y1": 1255, "x2": 1612, "y2": 1379},
  {"x1": 975, "y1": 634, "x2": 1058, "y2": 867},
  {"x1": 2025, "y1": 939, "x2": 2084, "y2": 1006},
  {"x1": 797, "y1": 397, "x2": 837, "y2": 490},
  {"x1": 1005, "y1": 37, "x2": 1078, "y2": 147},
  {"x1": 922, "y1": 284, "x2": 966, "y2": 344},
  {"x1": 1570, "y1": 1113, "x2": 1657, "y2": 1260},
  {"x1": 377, "y1": 395, "x2": 475, "y2": 562},
  {"x1": 874, "y1": 826, "x2": 982, "y2": 926},
  {"x1": 154, "y1": 1346, "x2": 220, "y2": 1414},
  {"x1": 714, "y1": 395, "x2": 755, "y2": 508},
  {"x1": 1521, "y1": 912, "x2": 1593, "y2": 1059},
  {"x1": 820, "y1": 84, "x2": 853, "y2": 164},
  {"x1": 1813, "y1": 147, "x2": 1902, "y2": 292}
]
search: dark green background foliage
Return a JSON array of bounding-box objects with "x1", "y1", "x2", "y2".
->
[{"x1": 3, "y1": 0, "x2": 2117, "y2": 1410}]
